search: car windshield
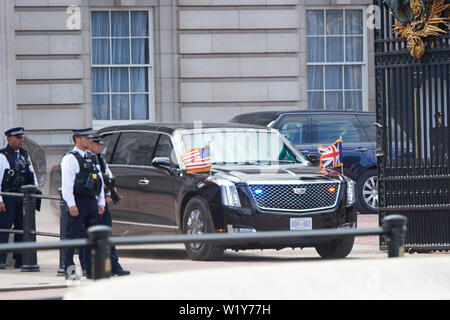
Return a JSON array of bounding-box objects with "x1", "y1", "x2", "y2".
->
[{"x1": 177, "y1": 128, "x2": 307, "y2": 166}]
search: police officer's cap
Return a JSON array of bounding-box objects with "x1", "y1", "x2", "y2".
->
[
  {"x1": 4, "y1": 127, "x2": 24, "y2": 138},
  {"x1": 89, "y1": 133, "x2": 104, "y2": 145},
  {"x1": 72, "y1": 128, "x2": 94, "y2": 137}
]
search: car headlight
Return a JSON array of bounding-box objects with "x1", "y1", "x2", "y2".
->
[
  {"x1": 344, "y1": 177, "x2": 356, "y2": 206},
  {"x1": 211, "y1": 179, "x2": 242, "y2": 207}
]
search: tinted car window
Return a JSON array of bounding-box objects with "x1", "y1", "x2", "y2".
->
[
  {"x1": 100, "y1": 132, "x2": 120, "y2": 163},
  {"x1": 311, "y1": 114, "x2": 367, "y2": 143},
  {"x1": 276, "y1": 116, "x2": 310, "y2": 145},
  {"x1": 356, "y1": 114, "x2": 376, "y2": 141},
  {"x1": 112, "y1": 132, "x2": 158, "y2": 165},
  {"x1": 154, "y1": 134, "x2": 175, "y2": 163}
]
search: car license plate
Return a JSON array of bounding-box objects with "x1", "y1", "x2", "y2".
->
[{"x1": 290, "y1": 217, "x2": 312, "y2": 231}]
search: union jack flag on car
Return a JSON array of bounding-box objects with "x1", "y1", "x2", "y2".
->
[
  {"x1": 317, "y1": 139, "x2": 343, "y2": 170},
  {"x1": 181, "y1": 144, "x2": 212, "y2": 174}
]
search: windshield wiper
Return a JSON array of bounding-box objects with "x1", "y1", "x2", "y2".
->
[
  {"x1": 211, "y1": 161, "x2": 258, "y2": 165},
  {"x1": 235, "y1": 161, "x2": 258, "y2": 165},
  {"x1": 212, "y1": 160, "x2": 296, "y2": 165},
  {"x1": 257, "y1": 160, "x2": 296, "y2": 164}
]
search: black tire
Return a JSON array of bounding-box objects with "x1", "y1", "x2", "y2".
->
[
  {"x1": 182, "y1": 197, "x2": 224, "y2": 261},
  {"x1": 315, "y1": 237, "x2": 355, "y2": 259},
  {"x1": 355, "y1": 169, "x2": 378, "y2": 214}
]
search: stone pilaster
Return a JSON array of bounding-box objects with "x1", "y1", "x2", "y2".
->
[{"x1": 0, "y1": 0, "x2": 18, "y2": 139}]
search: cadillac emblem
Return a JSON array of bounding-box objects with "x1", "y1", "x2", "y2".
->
[
  {"x1": 384, "y1": 0, "x2": 450, "y2": 59},
  {"x1": 293, "y1": 187, "x2": 306, "y2": 195}
]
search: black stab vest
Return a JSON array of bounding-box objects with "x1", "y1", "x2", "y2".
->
[
  {"x1": 1, "y1": 145, "x2": 35, "y2": 192},
  {"x1": 69, "y1": 151, "x2": 102, "y2": 197}
]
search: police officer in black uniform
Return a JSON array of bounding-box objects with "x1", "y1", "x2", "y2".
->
[
  {"x1": 61, "y1": 128, "x2": 105, "y2": 279},
  {"x1": 430, "y1": 112, "x2": 449, "y2": 157},
  {"x1": 80, "y1": 133, "x2": 130, "y2": 276},
  {"x1": 0, "y1": 127, "x2": 39, "y2": 269}
]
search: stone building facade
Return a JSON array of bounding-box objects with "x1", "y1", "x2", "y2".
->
[{"x1": 0, "y1": 0, "x2": 376, "y2": 184}]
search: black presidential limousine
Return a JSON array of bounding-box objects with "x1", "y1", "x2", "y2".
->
[{"x1": 50, "y1": 123, "x2": 357, "y2": 260}]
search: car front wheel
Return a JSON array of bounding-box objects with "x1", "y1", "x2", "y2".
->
[
  {"x1": 182, "y1": 196, "x2": 224, "y2": 261},
  {"x1": 315, "y1": 237, "x2": 354, "y2": 259},
  {"x1": 356, "y1": 169, "x2": 378, "y2": 214}
]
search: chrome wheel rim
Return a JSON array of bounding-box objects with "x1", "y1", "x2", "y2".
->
[
  {"x1": 186, "y1": 209, "x2": 204, "y2": 250},
  {"x1": 362, "y1": 175, "x2": 378, "y2": 210}
]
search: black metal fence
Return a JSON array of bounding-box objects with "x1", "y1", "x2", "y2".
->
[
  {"x1": 374, "y1": 0, "x2": 450, "y2": 251},
  {"x1": 0, "y1": 185, "x2": 408, "y2": 281}
]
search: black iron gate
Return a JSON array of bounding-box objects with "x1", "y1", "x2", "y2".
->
[{"x1": 374, "y1": 0, "x2": 450, "y2": 251}]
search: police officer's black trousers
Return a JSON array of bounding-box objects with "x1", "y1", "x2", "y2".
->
[
  {"x1": 79, "y1": 203, "x2": 120, "y2": 271},
  {"x1": 64, "y1": 195, "x2": 99, "y2": 275},
  {"x1": 0, "y1": 196, "x2": 24, "y2": 265}
]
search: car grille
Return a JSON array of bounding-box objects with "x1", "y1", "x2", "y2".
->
[{"x1": 249, "y1": 182, "x2": 340, "y2": 212}]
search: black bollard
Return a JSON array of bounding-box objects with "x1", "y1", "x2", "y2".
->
[
  {"x1": 57, "y1": 188, "x2": 67, "y2": 276},
  {"x1": 21, "y1": 185, "x2": 40, "y2": 272},
  {"x1": 87, "y1": 225, "x2": 112, "y2": 280},
  {"x1": 383, "y1": 215, "x2": 408, "y2": 258}
]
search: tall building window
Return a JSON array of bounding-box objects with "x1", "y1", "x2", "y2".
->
[
  {"x1": 307, "y1": 9, "x2": 366, "y2": 111},
  {"x1": 91, "y1": 10, "x2": 153, "y2": 122}
]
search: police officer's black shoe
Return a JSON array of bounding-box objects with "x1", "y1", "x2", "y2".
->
[
  {"x1": 0, "y1": 263, "x2": 6, "y2": 270},
  {"x1": 112, "y1": 267, "x2": 130, "y2": 276}
]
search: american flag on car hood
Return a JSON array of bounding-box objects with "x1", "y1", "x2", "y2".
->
[
  {"x1": 181, "y1": 144, "x2": 212, "y2": 174},
  {"x1": 317, "y1": 139, "x2": 343, "y2": 170}
]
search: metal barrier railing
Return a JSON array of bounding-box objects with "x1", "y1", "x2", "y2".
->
[
  {"x1": 0, "y1": 185, "x2": 66, "y2": 274},
  {"x1": 0, "y1": 185, "x2": 408, "y2": 281}
]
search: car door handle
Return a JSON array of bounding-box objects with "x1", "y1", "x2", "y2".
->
[
  {"x1": 138, "y1": 178, "x2": 150, "y2": 185},
  {"x1": 355, "y1": 147, "x2": 368, "y2": 153}
]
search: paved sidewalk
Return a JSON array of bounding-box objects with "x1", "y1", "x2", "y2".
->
[{"x1": 0, "y1": 202, "x2": 72, "y2": 292}]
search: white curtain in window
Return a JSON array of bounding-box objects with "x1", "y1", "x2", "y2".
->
[
  {"x1": 131, "y1": 11, "x2": 149, "y2": 64},
  {"x1": 92, "y1": 68, "x2": 109, "y2": 93},
  {"x1": 130, "y1": 67, "x2": 148, "y2": 119},
  {"x1": 131, "y1": 11, "x2": 148, "y2": 37},
  {"x1": 111, "y1": 12, "x2": 129, "y2": 37},
  {"x1": 307, "y1": 11, "x2": 324, "y2": 63},
  {"x1": 132, "y1": 95, "x2": 148, "y2": 120},
  {"x1": 325, "y1": 66, "x2": 342, "y2": 90},
  {"x1": 112, "y1": 68, "x2": 129, "y2": 92},
  {"x1": 344, "y1": 66, "x2": 362, "y2": 89},
  {"x1": 112, "y1": 95, "x2": 129, "y2": 120},
  {"x1": 92, "y1": 11, "x2": 109, "y2": 37},
  {"x1": 92, "y1": 11, "x2": 150, "y2": 121},
  {"x1": 306, "y1": 9, "x2": 364, "y2": 111},
  {"x1": 308, "y1": 92, "x2": 324, "y2": 109},
  {"x1": 307, "y1": 66, "x2": 323, "y2": 109},
  {"x1": 346, "y1": 37, "x2": 363, "y2": 61},
  {"x1": 93, "y1": 95, "x2": 110, "y2": 120},
  {"x1": 130, "y1": 68, "x2": 147, "y2": 92},
  {"x1": 92, "y1": 12, "x2": 110, "y2": 65},
  {"x1": 307, "y1": 66, "x2": 323, "y2": 90}
]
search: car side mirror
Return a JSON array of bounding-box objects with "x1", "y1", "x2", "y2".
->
[
  {"x1": 152, "y1": 157, "x2": 181, "y2": 176},
  {"x1": 152, "y1": 157, "x2": 171, "y2": 167},
  {"x1": 152, "y1": 157, "x2": 176, "y2": 175}
]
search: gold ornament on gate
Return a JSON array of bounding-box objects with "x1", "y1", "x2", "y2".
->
[{"x1": 385, "y1": 0, "x2": 450, "y2": 59}]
